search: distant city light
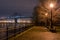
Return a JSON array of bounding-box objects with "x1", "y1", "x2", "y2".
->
[
  {"x1": 0, "y1": 16, "x2": 32, "y2": 23},
  {"x1": 0, "y1": 20, "x2": 14, "y2": 23},
  {"x1": 17, "y1": 20, "x2": 31, "y2": 23}
]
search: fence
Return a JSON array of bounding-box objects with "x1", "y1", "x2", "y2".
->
[{"x1": 0, "y1": 22, "x2": 33, "y2": 40}]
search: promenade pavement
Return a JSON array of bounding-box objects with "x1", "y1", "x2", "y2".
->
[{"x1": 9, "y1": 26, "x2": 60, "y2": 40}]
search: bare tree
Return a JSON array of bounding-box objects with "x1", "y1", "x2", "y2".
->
[{"x1": 33, "y1": 0, "x2": 60, "y2": 26}]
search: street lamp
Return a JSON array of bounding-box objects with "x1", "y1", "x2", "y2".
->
[
  {"x1": 50, "y1": 3, "x2": 54, "y2": 8},
  {"x1": 49, "y1": 3, "x2": 55, "y2": 32},
  {"x1": 45, "y1": 13, "x2": 48, "y2": 17},
  {"x1": 50, "y1": 3, "x2": 54, "y2": 28},
  {"x1": 45, "y1": 13, "x2": 48, "y2": 28}
]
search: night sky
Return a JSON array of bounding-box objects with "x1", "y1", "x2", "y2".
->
[{"x1": 0, "y1": 0, "x2": 38, "y2": 17}]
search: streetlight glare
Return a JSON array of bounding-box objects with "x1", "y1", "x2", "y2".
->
[
  {"x1": 50, "y1": 3, "x2": 54, "y2": 8},
  {"x1": 45, "y1": 13, "x2": 48, "y2": 16}
]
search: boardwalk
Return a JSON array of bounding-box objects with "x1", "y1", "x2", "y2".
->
[{"x1": 9, "y1": 26, "x2": 60, "y2": 40}]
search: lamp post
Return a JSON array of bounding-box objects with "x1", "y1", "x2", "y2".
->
[
  {"x1": 50, "y1": 3, "x2": 55, "y2": 32},
  {"x1": 45, "y1": 13, "x2": 48, "y2": 28}
]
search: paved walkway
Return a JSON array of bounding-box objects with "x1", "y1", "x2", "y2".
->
[{"x1": 9, "y1": 26, "x2": 60, "y2": 40}]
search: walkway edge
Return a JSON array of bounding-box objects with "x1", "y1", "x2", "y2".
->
[{"x1": 9, "y1": 26, "x2": 34, "y2": 40}]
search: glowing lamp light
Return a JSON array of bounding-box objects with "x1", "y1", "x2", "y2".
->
[
  {"x1": 50, "y1": 3, "x2": 54, "y2": 8},
  {"x1": 45, "y1": 13, "x2": 48, "y2": 17}
]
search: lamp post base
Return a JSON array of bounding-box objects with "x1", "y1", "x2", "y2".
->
[{"x1": 49, "y1": 27, "x2": 56, "y2": 33}]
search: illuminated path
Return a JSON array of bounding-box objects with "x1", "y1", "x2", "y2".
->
[{"x1": 9, "y1": 26, "x2": 60, "y2": 40}]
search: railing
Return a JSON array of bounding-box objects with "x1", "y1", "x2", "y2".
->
[{"x1": 0, "y1": 23, "x2": 33, "y2": 40}]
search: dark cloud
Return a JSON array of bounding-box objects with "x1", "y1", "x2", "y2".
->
[{"x1": 0, "y1": 0, "x2": 38, "y2": 17}]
